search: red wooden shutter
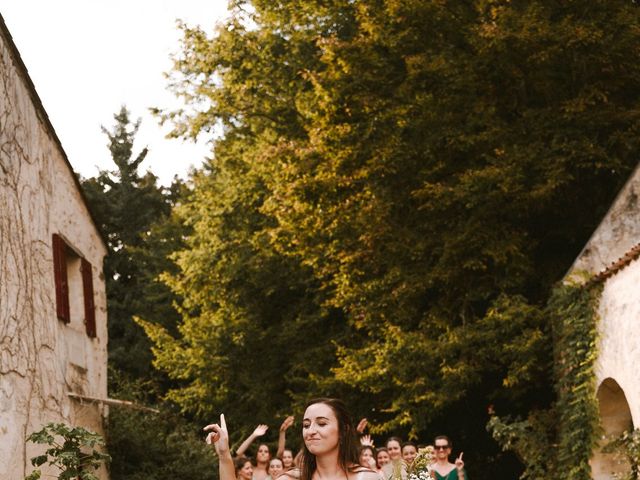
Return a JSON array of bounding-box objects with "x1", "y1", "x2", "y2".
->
[
  {"x1": 81, "y1": 258, "x2": 96, "y2": 338},
  {"x1": 52, "y1": 234, "x2": 70, "y2": 323}
]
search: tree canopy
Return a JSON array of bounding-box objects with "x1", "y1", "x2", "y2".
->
[{"x1": 142, "y1": 1, "x2": 640, "y2": 477}]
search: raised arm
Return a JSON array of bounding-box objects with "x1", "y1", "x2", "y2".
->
[
  {"x1": 204, "y1": 414, "x2": 235, "y2": 480},
  {"x1": 235, "y1": 424, "x2": 269, "y2": 458},
  {"x1": 276, "y1": 416, "x2": 294, "y2": 458}
]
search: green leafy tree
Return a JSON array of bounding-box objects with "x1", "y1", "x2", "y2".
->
[
  {"x1": 106, "y1": 370, "x2": 217, "y2": 480},
  {"x1": 146, "y1": 1, "x2": 640, "y2": 477},
  {"x1": 25, "y1": 423, "x2": 110, "y2": 480}
]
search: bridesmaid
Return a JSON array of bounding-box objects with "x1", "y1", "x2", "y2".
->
[{"x1": 431, "y1": 436, "x2": 466, "y2": 480}]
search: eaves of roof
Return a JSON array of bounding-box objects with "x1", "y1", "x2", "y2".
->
[{"x1": 588, "y1": 242, "x2": 640, "y2": 286}]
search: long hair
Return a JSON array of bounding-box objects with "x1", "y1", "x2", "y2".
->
[{"x1": 300, "y1": 398, "x2": 360, "y2": 480}]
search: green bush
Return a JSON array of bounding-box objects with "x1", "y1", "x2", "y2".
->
[
  {"x1": 25, "y1": 422, "x2": 110, "y2": 480},
  {"x1": 106, "y1": 373, "x2": 216, "y2": 480}
]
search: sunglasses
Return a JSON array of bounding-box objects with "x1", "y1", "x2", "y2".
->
[{"x1": 434, "y1": 445, "x2": 449, "y2": 450}]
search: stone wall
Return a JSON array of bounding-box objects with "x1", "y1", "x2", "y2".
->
[
  {"x1": 567, "y1": 159, "x2": 640, "y2": 478},
  {"x1": 589, "y1": 258, "x2": 640, "y2": 479},
  {"x1": 0, "y1": 20, "x2": 109, "y2": 480},
  {"x1": 594, "y1": 257, "x2": 640, "y2": 425}
]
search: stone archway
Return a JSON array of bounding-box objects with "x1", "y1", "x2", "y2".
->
[{"x1": 592, "y1": 378, "x2": 633, "y2": 479}]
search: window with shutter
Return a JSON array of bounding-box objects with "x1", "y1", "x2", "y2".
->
[
  {"x1": 81, "y1": 258, "x2": 96, "y2": 338},
  {"x1": 52, "y1": 233, "x2": 70, "y2": 323},
  {"x1": 52, "y1": 234, "x2": 97, "y2": 339}
]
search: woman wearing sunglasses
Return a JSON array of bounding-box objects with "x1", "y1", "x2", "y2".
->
[{"x1": 431, "y1": 436, "x2": 467, "y2": 480}]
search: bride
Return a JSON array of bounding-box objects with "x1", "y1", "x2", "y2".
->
[{"x1": 205, "y1": 398, "x2": 380, "y2": 480}]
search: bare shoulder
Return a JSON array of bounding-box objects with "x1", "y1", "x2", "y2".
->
[
  {"x1": 277, "y1": 469, "x2": 301, "y2": 480},
  {"x1": 348, "y1": 466, "x2": 379, "y2": 480}
]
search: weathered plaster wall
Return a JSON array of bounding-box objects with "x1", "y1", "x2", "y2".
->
[
  {"x1": 571, "y1": 162, "x2": 640, "y2": 275},
  {"x1": 0, "y1": 23, "x2": 108, "y2": 480},
  {"x1": 594, "y1": 258, "x2": 640, "y2": 426}
]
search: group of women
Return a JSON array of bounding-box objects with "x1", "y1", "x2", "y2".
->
[
  {"x1": 204, "y1": 398, "x2": 467, "y2": 480},
  {"x1": 358, "y1": 434, "x2": 465, "y2": 480}
]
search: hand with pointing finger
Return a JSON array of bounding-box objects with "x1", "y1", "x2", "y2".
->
[
  {"x1": 204, "y1": 413, "x2": 230, "y2": 456},
  {"x1": 455, "y1": 452, "x2": 464, "y2": 472},
  {"x1": 204, "y1": 414, "x2": 235, "y2": 480}
]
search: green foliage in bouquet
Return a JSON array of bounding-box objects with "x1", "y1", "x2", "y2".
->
[
  {"x1": 407, "y1": 447, "x2": 436, "y2": 480},
  {"x1": 25, "y1": 422, "x2": 111, "y2": 480}
]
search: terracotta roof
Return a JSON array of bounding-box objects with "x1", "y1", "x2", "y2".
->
[
  {"x1": 0, "y1": 13, "x2": 108, "y2": 250},
  {"x1": 589, "y1": 242, "x2": 640, "y2": 285}
]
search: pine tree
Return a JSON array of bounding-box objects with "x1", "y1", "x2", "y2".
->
[{"x1": 82, "y1": 106, "x2": 182, "y2": 379}]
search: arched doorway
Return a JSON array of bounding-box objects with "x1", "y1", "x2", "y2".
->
[{"x1": 592, "y1": 378, "x2": 633, "y2": 479}]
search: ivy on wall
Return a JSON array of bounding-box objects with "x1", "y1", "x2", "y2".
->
[
  {"x1": 550, "y1": 282, "x2": 602, "y2": 479},
  {"x1": 488, "y1": 281, "x2": 601, "y2": 479}
]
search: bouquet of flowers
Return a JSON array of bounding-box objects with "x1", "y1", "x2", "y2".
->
[{"x1": 407, "y1": 446, "x2": 435, "y2": 480}]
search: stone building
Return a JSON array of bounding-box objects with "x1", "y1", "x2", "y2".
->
[
  {"x1": 568, "y1": 161, "x2": 640, "y2": 479},
  {"x1": 0, "y1": 14, "x2": 109, "y2": 480}
]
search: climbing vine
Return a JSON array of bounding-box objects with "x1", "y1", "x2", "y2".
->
[
  {"x1": 550, "y1": 282, "x2": 602, "y2": 479},
  {"x1": 488, "y1": 281, "x2": 601, "y2": 479}
]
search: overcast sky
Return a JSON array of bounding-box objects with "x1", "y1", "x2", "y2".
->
[{"x1": 0, "y1": 1, "x2": 229, "y2": 185}]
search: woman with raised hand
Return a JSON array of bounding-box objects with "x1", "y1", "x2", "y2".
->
[
  {"x1": 359, "y1": 445, "x2": 377, "y2": 470},
  {"x1": 206, "y1": 399, "x2": 380, "y2": 480},
  {"x1": 235, "y1": 424, "x2": 271, "y2": 480},
  {"x1": 204, "y1": 414, "x2": 235, "y2": 480},
  {"x1": 276, "y1": 416, "x2": 295, "y2": 462},
  {"x1": 281, "y1": 449, "x2": 295, "y2": 470},
  {"x1": 431, "y1": 436, "x2": 467, "y2": 480}
]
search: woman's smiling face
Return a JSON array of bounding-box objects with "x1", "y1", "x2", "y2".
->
[
  {"x1": 302, "y1": 402, "x2": 340, "y2": 456},
  {"x1": 376, "y1": 450, "x2": 390, "y2": 466},
  {"x1": 387, "y1": 440, "x2": 401, "y2": 460},
  {"x1": 238, "y1": 461, "x2": 253, "y2": 480},
  {"x1": 269, "y1": 458, "x2": 284, "y2": 477},
  {"x1": 282, "y1": 449, "x2": 294, "y2": 468}
]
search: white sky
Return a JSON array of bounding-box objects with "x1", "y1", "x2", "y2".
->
[{"x1": 0, "y1": 0, "x2": 230, "y2": 185}]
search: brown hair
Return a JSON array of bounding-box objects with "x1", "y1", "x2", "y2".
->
[
  {"x1": 401, "y1": 442, "x2": 417, "y2": 453},
  {"x1": 433, "y1": 435, "x2": 452, "y2": 448},
  {"x1": 386, "y1": 437, "x2": 403, "y2": 448},
  {"x1": 375, "y1": 447, "x2": 389, "y2": 468},
  {"x1": 235, "y1": 456, "x2": 253, "y2": 475},
  {"x1": 359, "y1": 445, "x2": 376, "y2": 467},
  {"x1": 300, "y1": 398, "x2": 360, "y2": 480},
  {"x1": 256, "y1": 443, "x2": 272, "y2": 463}
]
